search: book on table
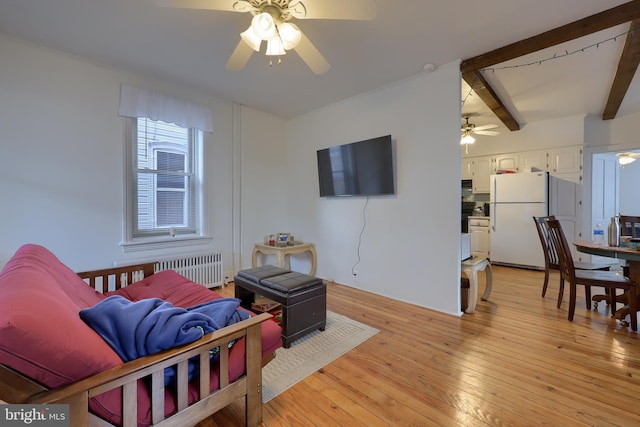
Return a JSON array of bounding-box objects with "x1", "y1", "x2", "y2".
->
[{"x1": 251, "y1": 295, "x2": 281, "y2": 313}]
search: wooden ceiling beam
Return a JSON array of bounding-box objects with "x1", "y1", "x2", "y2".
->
[
  {"x1": 461, "y1": 1, "x2": 640, "y2": 73},
  {"x1": 460, "y1": 1, "x2": 640, "y2": 129},
  {"x1": 462, "y1": 70, "x2": 520, "y2": 131},
  {"x1": 603, "y1": 20, "x2": 640, "y2": 120}
]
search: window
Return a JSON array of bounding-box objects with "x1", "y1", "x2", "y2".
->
[{"x1": 125, "y1": 117, "x2": 203, "y2": 244}]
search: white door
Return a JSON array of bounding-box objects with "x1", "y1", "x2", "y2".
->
[
  {"x1": 591, "y1": 153, "x2": 619, "y2": 234},
  {"x1": 590, "y1": 153, "x2": 619, "y2": 262},
  {"x1": 549, "y1": 173, "x2": 581, "y2": 260}
]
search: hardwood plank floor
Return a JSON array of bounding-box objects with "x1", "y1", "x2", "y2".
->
[{"x1": 199, "y1": 266, "x2": 640, "y2": 426}]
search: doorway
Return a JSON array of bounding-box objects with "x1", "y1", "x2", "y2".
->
[{"x1": 590, "y1": 150, "x2": 640, "y2": 243}]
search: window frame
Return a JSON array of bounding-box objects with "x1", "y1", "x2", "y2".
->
[{"x1": 122, "y1": 117, "x2": 211, "y2": 252}]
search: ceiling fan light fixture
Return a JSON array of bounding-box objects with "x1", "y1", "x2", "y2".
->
[
  {"x1": 278, "y1": 22, "x2": 302, "y2": 50},
  {"x1": 616, "y1": 153, "x2": 638, "y2": 165},
  {"x1": 266, "y1": 37, "x2": 286, "y2": 56},
  {"x1": 240, "y1": 26, "x2": 262, "y2": 51},
  {"x1": 461, "y1": 133, "x2": 475, "y2": 145},
  {"x1": 251, "y1": 12, "x2": 277, "y2": 40}
]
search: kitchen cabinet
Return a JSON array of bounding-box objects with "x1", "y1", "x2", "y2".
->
[
  {"x1": 469, "y1": 154, "x2": 519, "y2": 193},
  {"x1": 519, "y1": 150, "x2": 547, "y2": 172},
  {"x1": 469, "y1": 216, "x2": 490, "y2": 258},
  {"x1": 463, "y1": 146, "x2": 582, "y2": 196},
  {"x1": 494, "y1": 153, "x2": 519, "y2": 172},
  {"x1": 462, "y1": 158, "x2": 473, "y2": 180},
  {"x1": 472, "y1": 156, "x2": 493, "y2": 193},
  {"x1": 549, "y1": 147, "x2": 582, "y2": 174}
]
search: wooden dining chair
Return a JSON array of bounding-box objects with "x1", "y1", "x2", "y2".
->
[
  {"x1": 545, "y1": 218, "x2": 638, "y2": 331},
  {"x1": 618, "y1": 215, "x2": 640, "y2": 279},
  {"x1": 533, "y1": 216, "x2": 612, "y2": 309}
]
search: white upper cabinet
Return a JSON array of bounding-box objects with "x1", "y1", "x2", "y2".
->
[
  {"x1": 519, "y1": 150, "x2": 548, "y2": 172},
  {"x1": 549, "y1": 147, "x2": 582, "y2": 174},
  {"x1": 462, "y1": 158, "x2": 473, "y2": 180},
  {"x1": 494, "y1": 153, "x2": 519, "y2": 172},
  {"x1": 472, "y1": 156, "x2": 493, "y2": 193}
]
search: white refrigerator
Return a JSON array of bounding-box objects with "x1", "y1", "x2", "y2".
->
[{"x1": 490, "y1": 172, "x2": 548, "y2": 269}]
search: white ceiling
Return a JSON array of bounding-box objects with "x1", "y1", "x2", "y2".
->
[{"x1": 1, "y1": 0, "x2": 638, "y2": 135}]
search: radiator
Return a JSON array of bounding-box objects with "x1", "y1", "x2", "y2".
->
[{"x1": 155, "y1": 252, "x2": 224, "y2": 288}]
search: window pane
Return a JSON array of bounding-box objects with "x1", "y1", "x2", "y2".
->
[
  {"x1": 157, "y1": 151, "x2": 185, "y2": 172},
  {"x1": 156, "y1": 151, "x2": 186, "y2": 189},
  {"x1": 157, "y1": 191, "x2": 185, "y2": 227}
]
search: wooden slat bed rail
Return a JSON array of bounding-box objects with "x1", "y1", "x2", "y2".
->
[
  {"x1": 76, "y1": 262, "x2": 156, "y2": 292},
  {"x1": 23, "y1": 312, "x2": 271, "y2": 427}
]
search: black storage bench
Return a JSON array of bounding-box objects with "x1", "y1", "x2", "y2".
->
[{"x1": 234, "y1": 265, "x2": 326, "y2": 348}]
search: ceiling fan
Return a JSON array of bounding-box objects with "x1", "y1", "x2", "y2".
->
[
  {"x1": 154, "y1": 0, "x2": 377, "y2": 74},
  {"x1": 461, "y1": 116, "x2": 500, "y2": 144},
  {"x1": 616, "y1": 152, "x2": 640, "y2": 165}
]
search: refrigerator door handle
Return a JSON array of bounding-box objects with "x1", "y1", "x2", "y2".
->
[
  {"x1": 492, "y1": 207, "x2": 496, "y2": 231},
  {"x1": 492, "y1": 177, "x2": 497, "y2": 231}
]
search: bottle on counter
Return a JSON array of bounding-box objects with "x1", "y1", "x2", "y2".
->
[
  {"x1": 608, "y1": 215, "x2": 620, "y2": 247},
  {"x1": 593, "y1": 224, "x2": 604, "y2": 244}
]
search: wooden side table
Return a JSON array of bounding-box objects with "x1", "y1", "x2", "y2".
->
[
  {"x1": 461, "y1": 256, "x2": 493, "y2": 314},
  {"x1": 252, "y1": 242, "x2": 317, "y2": 276}
]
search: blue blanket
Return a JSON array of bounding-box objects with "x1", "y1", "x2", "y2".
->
[{"x1": 80, "y1": 296, "x2": 249, "y2": 385}]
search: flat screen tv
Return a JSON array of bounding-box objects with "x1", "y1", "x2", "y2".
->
[{"x1": 317, "y1": 135, "x2": 395, "y2": 197}]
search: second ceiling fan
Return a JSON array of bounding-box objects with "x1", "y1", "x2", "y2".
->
[
  {"x1": 461, "y1": 116, "x2": 499, "y2": 142},
  {"x1": 155, "y1": 0, "x2": 377, "y2": 74}
]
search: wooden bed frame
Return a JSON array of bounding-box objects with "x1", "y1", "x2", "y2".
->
[{"x1": 0, "y1": 262, "x2": 271, "y2": 427}]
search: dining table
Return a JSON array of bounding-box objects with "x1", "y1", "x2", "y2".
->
[{"x1": 573, "y1": 240, "x2": 640, "y2": 322}]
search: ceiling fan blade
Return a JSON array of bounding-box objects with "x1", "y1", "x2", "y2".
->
[
  {"x1": 475, "y1": 130, "x2": 500, "y2": 136},
  {"x1": 226, "y1": 40, "x2": 254, "y2": 71},
  {"x1": 291, "y1": 0, "x2": 376, "y2": 20},
  {"x1": 154, "y1": 0, "x2": 242, "y2": 12},
  {"x1": 293, "y1": 33, "x2": 330, "y2": 74},
  {"x1": 473, "y1": 124, "x2": 498, "y2": 131}
]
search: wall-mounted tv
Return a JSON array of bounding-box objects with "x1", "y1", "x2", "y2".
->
[{"x1": 317, "y1": 135, "x2": 395, "y2": 197}]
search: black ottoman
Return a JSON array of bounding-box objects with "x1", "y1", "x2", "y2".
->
[{"x1": 234, "y1": 266, "x2": 326, "y2": 348}]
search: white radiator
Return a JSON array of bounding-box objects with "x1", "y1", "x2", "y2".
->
[{"x1": 155, "y1": 252, "x2": 224, "y2": 288}]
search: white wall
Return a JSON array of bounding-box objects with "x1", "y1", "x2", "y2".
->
[
  {"x1": 283, "y1": 62, "x2": 463, "y2": 315},
  {"x1": 0, "y1": 34, "x2": 464, "y2": 316},
  {"x1": 236, "y1": 105, "x2": 289, "y2": 269},
  {"x1": 0, "y1": 35, "x2": 235, "y2": 272}
]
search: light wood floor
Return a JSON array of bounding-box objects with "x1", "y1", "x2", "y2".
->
[{"x1": 199, "y1": 266, "x2": 640, "y2": 426}]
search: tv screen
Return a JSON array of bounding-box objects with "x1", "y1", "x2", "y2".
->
[{"x1": 317, "y1": 135, "x2": 395, "y2": 197}]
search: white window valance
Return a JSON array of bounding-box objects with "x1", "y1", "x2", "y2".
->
[{"x1": 118, "y1": 84, "x2": 214, "y2": 133}]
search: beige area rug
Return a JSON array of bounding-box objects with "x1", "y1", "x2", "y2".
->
[{"x1": 261, "y1": 311, "x2": 379, "y2": 403}]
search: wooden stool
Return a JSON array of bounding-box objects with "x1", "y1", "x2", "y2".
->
[{"x1": 461, "y1": 256, "x2": 493, "y2": 314}]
